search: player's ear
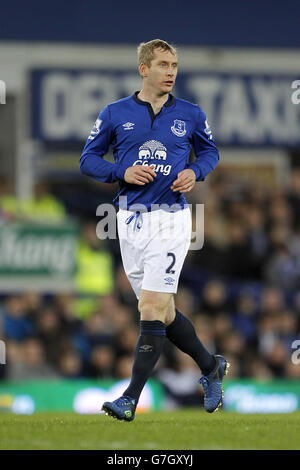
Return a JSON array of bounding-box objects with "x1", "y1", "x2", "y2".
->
[{"x1": 139, "y1": 62, "x2": 148, "y2": 78}]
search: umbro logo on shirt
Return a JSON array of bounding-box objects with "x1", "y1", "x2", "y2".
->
[{"x1": 123, "y1": 122, "x2": 135, "y2": 130}]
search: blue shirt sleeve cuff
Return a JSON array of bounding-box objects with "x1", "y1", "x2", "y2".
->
[
  {"x1": 187, "y1": 164, "x2": 204, "y2": 181},
  {"x1": 115, "y1": 165, "x2": 126, "y2": 181}
]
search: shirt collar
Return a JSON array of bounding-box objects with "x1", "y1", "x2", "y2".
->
[{"x1": 132, "y1": 91, "x2": 176, "y2": 108}]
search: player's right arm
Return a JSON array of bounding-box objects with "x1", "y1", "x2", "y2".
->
[
  {"x1": 79, "y1": 105, "x2": 156, "y2": 185},
  {"x1": 79, "y1": 105, "x2": 125, "y2": 183}
]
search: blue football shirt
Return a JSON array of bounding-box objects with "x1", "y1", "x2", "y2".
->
[{"x1": 80, "y1": 92, "x2": 219, "y2": 210}]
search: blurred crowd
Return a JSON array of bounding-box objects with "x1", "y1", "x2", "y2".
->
[{"x1": 0, "y1": 165, "x2": 300, "y2": 407}]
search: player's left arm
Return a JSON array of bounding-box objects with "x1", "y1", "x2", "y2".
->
[{"x1": 171, "y1": 107, "x2": 219, "y2": 193}]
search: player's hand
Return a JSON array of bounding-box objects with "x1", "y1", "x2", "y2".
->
[
  {"x1": 171, "y1": 169, "x2": 196, "y2": 193},
  {"x1": 124, "y1": 165, "x2": 157, "y2": 185}
]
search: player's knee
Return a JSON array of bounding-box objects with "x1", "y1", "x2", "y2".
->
[{"x1": 138, "y1": 301, "x2": 167, "y2": 322}]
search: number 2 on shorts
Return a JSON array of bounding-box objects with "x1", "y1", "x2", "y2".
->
[{"x1": 166, "y1": 252, "x2": 176, "y2": 274}]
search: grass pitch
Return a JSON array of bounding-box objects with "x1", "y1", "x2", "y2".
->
[{"x1": 0, "y1": 409, "x2": 299, "y2": 450}]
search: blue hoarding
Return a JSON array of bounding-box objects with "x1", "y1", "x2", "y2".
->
[{"x1": 31, "y1": 68, "x2": 300, "y2": 147}]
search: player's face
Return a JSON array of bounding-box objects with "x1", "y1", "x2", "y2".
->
[{"x1": 143, "y1": 49, "x2": 178, "y2": 95}]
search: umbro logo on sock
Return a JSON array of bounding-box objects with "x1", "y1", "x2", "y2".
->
[{"x1": 139, "y1": 345, "x2": 153, "y2": 353}]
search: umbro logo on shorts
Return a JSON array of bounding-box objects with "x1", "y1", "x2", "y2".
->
[{"x1": 164, "y1": 277, "x2": 175, "y2": 285}]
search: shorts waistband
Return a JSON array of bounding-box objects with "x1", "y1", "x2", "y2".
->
[{"x1": 119, "y1": 203, "x2": 189, "y2": 214}]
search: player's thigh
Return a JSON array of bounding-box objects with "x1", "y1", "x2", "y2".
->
[
  {"x1": 138, "y1": 289, "x2": 174, "y2": 322},
  {"x1": 142, "y1": 235, "x2": 190, "y2": 296},
  {"x1": 118, "y1": 241, "x2": 143, "y2": 298},
  {"x1": 117, "y1": 210, "x2": 144, "y2": 298},
  {"x1": 141, "y1": 209, "x2": 191, "y2": 294}
]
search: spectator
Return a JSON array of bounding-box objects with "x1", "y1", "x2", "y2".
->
[
  {"x1": 1, "y1": 296, "x2": 35, "y2": 341},
  {"x1": 114, "y1": 324, "x2": 139, "y2": 359},
  {"x1": 115, "y1": 355, "x2": 134, "y2": 379},
  {"x1": 58, "y1": 349, "x2": 83, "y2": 378},
  {"x1": 87, "y1": 345, "x2": 115, "y2": 378},
  {"x1": 243, "y1": 354, "x2": 274, "y2": 379},
  {"x1": 200, "y1": 280, "x2": 229, "y2": 315},
  {"x1": 224, "y1": 221, "x2": 255, "y2": 279},
  {"x1": 36, "y1": 306, "x2": 70, "y2": 365},
  {"x1": 73, "y1": 311, "x2": 113, "y2": 362},
  {"x1": 2, "y1": 166, "x2": 300, "y2": 386},
  {"x1": 193, "y1": 314, "x2": 216, "y2": 355},
  {"x1": 0, "y1": 181, "x2": 67, "y2": 224},
  {"x1": 232, "y1": 291, "x2": 258, "y2": 344},
  {"x1": 6, "y1": 337, "x2": 59, "y2": 381},
  {"x1": 157, "y1": 349, "x2": 204, "y2": 408},
  {"x1": 75, "y1": 221, "x2": 114, "y2": 317}
]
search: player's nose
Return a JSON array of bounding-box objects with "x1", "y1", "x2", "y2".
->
[
  {"x1": 166, "y1": 72, "x2": 175, "y2": 80},
  {"x1": 166, "y1": 66, "x2": 175, "y2": 75}
]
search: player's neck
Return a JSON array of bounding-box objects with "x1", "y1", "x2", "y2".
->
[{"x1": 138, "y1": 89, "x2": 169, "y2": 115}]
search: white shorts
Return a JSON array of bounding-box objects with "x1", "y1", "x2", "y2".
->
[{"x1": 117, "y1": 207, "x2": 191, "y2": 298}]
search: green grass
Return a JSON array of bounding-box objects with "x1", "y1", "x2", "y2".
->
[{"x1": 0, "y1": 409, "x2": 299, "y2": 450}]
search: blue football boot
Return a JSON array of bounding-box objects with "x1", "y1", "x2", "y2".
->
[
  {"x1": 199, "y1": 355, "x2": 230, "y2": 413},
  {"x1": 102, "y1": 395, "x2": 137, "y2": 421}
]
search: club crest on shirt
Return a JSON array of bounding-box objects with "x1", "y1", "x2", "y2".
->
[{"x1": 171, "y1": 119, "x2": 186, "y2": 137}]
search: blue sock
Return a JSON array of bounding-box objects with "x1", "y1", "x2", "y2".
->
[
  {"x1": 123, "y1": 320, "x2": 166, "y2": 402},
  {"x1": 166, "y1": 309, "x2": 216, "y2": 375}
]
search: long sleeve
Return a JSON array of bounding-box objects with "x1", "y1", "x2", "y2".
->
[
  {"x1": 187, "y1": 107, "x2": 219, "y2": 181},
  {"x1": 79, "y1": 105, "x2": 126, "y2": 183}
]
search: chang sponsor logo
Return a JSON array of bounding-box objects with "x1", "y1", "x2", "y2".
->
[
  {"x1": 133, "y1": 140, "x2": 171, "y2": 176},
  {"x1": 0, "y1": 226, "x2": 76, "y2": 274},
  {"x1": 133, "y1": 160, "x2": 172, "y2": 176},
  {"x1": 138, "y1": 140, "x2": 167, "y2": 160}
]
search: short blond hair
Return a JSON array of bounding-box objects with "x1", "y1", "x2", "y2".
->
[{"x1": 137, "y1": 39, "x2": 177, "y2": 67}]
